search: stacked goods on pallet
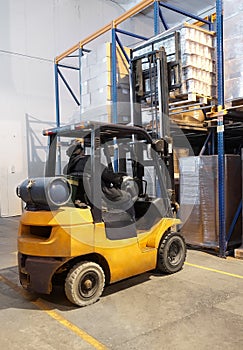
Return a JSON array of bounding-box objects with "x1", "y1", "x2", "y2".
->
[
  {"x1": 133, "y1": 23, "x2": 216, "y2": 102},
  {"x1": 235, "y1": 149, "x2": 243, "y2": 258},
  {"x1": 178, "y1": 157, "x2": 203, "y2": 244},
  {"x1": 179, "y1": 155, "x2": 242, "y2": 250},
  {"x1": 179, "y1": 24, "x2": 216, "y2": 98},
  {"x1": 81, "y1": 43, "x2": 131, "y2": 124},
  {"x1": 173, "y1": 147, "x2": 189, "y2": 177},
  {"x1": 224, "y1": 0, "x2": 243, "y2": 103}
]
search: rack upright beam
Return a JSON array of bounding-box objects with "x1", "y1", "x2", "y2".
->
[{"x1": 216, "y1": 0, "x2": 226, "y2": 257}]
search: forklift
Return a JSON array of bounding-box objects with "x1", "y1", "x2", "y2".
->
[{"x1": 17, "y1": 121, "x2": 186, "y2": 307}]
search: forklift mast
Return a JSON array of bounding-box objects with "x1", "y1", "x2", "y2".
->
[{"x1": 130, "y1": 43, "x2": 180, "y2": 204}]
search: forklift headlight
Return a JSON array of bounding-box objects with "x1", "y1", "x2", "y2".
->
[{"x1": 16, "y1": 177, "x2": 72, "y2": 209}]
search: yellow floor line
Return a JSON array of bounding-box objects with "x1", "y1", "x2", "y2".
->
[
  {"x1": 0, "y1": 274, "x2": 108, "y2": 350},
  {"x1": 185, "y1": 262, "x2": 243, "y2": 279}
]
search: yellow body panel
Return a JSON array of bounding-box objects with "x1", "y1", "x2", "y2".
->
[
  {"x1": 18, "y1": 207, "x2": 180, "y2": 283},
  {"x1": 93, "y1": 222, "x2": 156, "y2": 283},
  {"x1": 18, "y1": 207, "x2": 94, "y2": 257},
  {"x1": 146, "y1": 218, "x2": 181, "y2": 248}
]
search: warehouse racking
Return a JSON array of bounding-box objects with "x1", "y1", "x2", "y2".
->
[{"x1": 54, "y1": 0, "x2": 243, "y2": 257}]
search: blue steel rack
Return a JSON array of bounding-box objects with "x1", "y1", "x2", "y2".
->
[
  {"x1": 54, "y1": 0, "x2": 213, "y2": 126},
  {"x1": 216, "y1": 0, "x2": 226, "y2": 257},
  {"x1": 54, "y1": 0, "x2": 236, "y2": 257}
]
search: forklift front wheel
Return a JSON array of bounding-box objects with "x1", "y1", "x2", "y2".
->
[
  {"x1": 157, "y1": 232, "x2": 186, "y2": 274},
  {"x1": 65, "y1": 261, "x2": 105, "y2": 307}
]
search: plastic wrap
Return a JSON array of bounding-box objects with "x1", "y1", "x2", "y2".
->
[
  {"x1": 224, "y1": 0, "x2": 243, "y2": 102},
  {"x1": 235, "y1": 149, "x2": 243, "y2": 257},
  {"x1": 179, "y1": 157, "x2": 203, "y2": 245},
  {"x1": 179, "y1": 155, "x2": 242, "y2": 250}
]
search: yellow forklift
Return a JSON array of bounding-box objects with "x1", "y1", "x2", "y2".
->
[{"x1": 17, "y1": 121, "x2": 186, "y2": 307}]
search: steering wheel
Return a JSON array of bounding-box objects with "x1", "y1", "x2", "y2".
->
[{"x1": 121, "y1": 176, "x2": 139, "y2": 202}]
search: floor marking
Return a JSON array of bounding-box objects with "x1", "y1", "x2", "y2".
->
[
  {"x1": 0, "y1": 274, "x2": 108, "y2": 350},
  {"x1": 185, "y1": 262, "x2": 243, "y2": 279}
]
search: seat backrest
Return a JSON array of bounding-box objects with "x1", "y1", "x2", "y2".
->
[
  {"x1": 67, "y1": 174, "x2": 91, "y2": 205},
  {"x1": 135, "y1": 198, "x2": 167, "y2": 230},
  {"x1": 102, "y1": 209, "x2": 137, "y2": 240}
]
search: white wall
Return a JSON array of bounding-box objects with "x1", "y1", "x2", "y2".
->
[{"x1": 0, "y1": 0, "x2": 126, "y2": 216}]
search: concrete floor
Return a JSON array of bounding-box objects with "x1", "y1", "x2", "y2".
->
[{"x1": 0, "y1": 216, "x2": 243, "y2": 350}]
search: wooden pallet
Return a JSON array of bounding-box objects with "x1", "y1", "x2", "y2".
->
[
  {"x1": 225, "y1": 98, "x2": 243, "y2": 111},
  {"x1": 169, "y1": 91, "x2": 216, "y2": 107}
]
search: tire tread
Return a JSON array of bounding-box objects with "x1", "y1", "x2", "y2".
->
[
  {"x1": 65, "y1": 261, "x2": 105, "y2": 307},
  {"x1": 157, "y1": 232, "x2": 186, "y2": 274}
]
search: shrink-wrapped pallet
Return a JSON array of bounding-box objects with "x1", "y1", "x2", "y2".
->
[
  {"x1": 179, "y1": 155, "x2": 242, "y2": 250},
  {"x1": 234, "y1": 149, "x2": 243, "y2": 258},
  {"x1": 224, "y1": 0, "x2": 243, "y2": 102}
]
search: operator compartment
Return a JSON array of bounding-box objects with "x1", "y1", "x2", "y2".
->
[{"x1": 17, "y1": 121, "x2": 174, "y2": 244}]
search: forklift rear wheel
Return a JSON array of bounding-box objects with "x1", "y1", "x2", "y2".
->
[
  {"x1": 65, "y1": 261, "x2": 105, "y2": 307},
  {"x1": 157, "y1": 232, "x2": 186, "y2": 274}
]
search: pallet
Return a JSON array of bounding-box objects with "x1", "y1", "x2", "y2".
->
[
  {"x1": 186, "y1": 244, "x2": 236, "y2": 257},
  {"x1": 170, "y1": 119, "x2": 207, "y2": 131},
  {"x1": 225, "y1": 98, "x2": 243, "y2": 112},
  {"x1": 169, "y1": 91, "x2": 215, "y2": 107}
]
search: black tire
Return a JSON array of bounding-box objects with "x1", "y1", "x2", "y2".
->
[
  {"x1": 65, "y1": 261, "x2": 105, "y2": 307},
  {"x1": 157, "y1": 232, "x2": 186, "y2": 274}
]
